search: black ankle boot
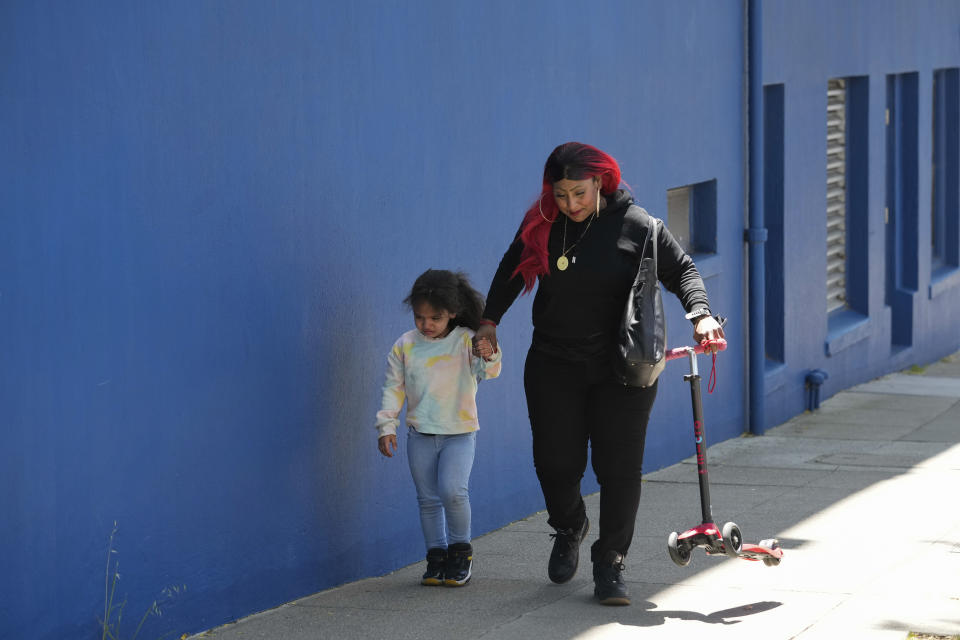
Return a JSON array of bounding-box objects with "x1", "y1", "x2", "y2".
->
[
  {"x1": 593, "y1": 550, "x2": 629, "y2": 605},
  {"x1": 444, "y1": 542, "x2": 473, "y2": 586},
  {"x1": 421, "y1": 548, "x2": 447, "y2": 586},
  {"x1": 548, "y1": 516, "x2": 589, "y2": 584}
]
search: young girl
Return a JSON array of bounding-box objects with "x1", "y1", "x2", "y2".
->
[{"x1": 376, "y1": 269, "x2": 502, "y2": 586}]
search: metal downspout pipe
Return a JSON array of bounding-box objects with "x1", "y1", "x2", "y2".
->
[{"x1": 745, "y1": 0, "x2": 767, "y2": 435}]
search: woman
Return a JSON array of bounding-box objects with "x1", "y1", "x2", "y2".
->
[{"x1": 473, "y1": 142, "x2": 723, "y2": 606}]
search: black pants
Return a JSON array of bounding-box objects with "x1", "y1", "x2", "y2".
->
[{"x1": 524, "y1": 347, "x2": 657, "y2": 562}]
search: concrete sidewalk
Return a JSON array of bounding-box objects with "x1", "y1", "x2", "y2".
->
[{"x1": 195, "y1": 353, "x2": 960, "y2": 640}]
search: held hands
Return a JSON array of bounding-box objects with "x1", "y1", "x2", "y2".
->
[
  {"x1": 378, "y1": 434, "x2": 397, "y2": 458},
  {"x1": 473, "y1": 324, "x2": 498, "y2": 355},
  {"x1": 471, "y1": 334, "x2": 496, "y2": 360}
]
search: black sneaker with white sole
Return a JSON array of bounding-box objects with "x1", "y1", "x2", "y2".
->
[
  {"x1": 593, "y1": 550, "x2": 630, "y2": 606},
  {"x1": 547, "y1": 516, "x2": 590, "y2": 584}
]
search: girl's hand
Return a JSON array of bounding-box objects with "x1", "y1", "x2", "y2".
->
[
  {"x1": 472, "y1": 336, "x2": 494, "y2": 361},
  {"x1": 474, "y1": 323, "x2": 498, "y2": 354},
  {"x1": 378, "y1": 434, "x2": 397, "y2": 458},
  {"x1": 693, "y1": 315, "x2": 725, "y2": 344}
]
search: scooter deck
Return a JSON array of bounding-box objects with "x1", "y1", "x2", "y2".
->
[
  {"x1": 703, "y1": 541, "x2": 784, "y2": 562},
  {"x1": 737, "y1": 542, "x2": 784, "y2": 565},
  {"x1": 675, "y1": 522, "x2": 784, "y2": 566}
]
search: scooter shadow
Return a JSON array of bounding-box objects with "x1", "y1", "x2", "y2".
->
[
  {"x1": 663, "y1": 600, "x2": 782, "y2": 625},
  {"x1": 600, "y1": 599, "x2": 783, "y2": 627}
]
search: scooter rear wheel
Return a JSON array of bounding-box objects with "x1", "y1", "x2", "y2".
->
[
  {"x1": 759, "y1": 538, "x2": 781, "y2": 566},
  {"x1": 667, "y1": 531, "x2": 692, "y2": 567}
]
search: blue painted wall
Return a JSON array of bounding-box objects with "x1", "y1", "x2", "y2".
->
[
  {"x1": 0, "y1": 2, "x2": 745, "y2": 638},
  {"x1": 2, "y1": 1, "x2": 957, "y2": 639},
  {"x1": 759, "y1": 0, "x2": 960, "y2": 427}
]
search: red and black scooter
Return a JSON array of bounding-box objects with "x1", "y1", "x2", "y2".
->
[{"x1": 665, "y1": 337, "x2": 784, "y2": 568}]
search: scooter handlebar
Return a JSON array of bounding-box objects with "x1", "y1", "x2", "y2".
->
[{"x1": 665, "y1": 338, "x2": 727, "y2": 361}]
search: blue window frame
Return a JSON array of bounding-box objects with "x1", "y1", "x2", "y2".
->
[
  {"x1": 764, "y1": 84, "x2": 785, "y2": 364},
  {"x1": 931, "y1": 68, "x2": 959, "y2": 282}
]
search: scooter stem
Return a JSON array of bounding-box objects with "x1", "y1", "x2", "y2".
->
[{"x1": 681, "y1": 347, "x2": 713, "y2": 525}]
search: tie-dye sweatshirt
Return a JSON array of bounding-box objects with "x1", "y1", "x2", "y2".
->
[{"x1": 375, "y1": 326, "x2": 502, "y2": 437}]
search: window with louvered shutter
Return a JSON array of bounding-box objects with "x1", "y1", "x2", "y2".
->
[{"x1": 826, "y1": 78, "x2": 847, "y2": 313}]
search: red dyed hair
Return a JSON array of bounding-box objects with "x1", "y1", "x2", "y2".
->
[{"x1": 513, "y1": 142, "x2": 623, "y2": 292}]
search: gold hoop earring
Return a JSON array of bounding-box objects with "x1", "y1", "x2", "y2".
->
[{"x1": 538, "y1": 194, "x2": 555, "y2": 223}]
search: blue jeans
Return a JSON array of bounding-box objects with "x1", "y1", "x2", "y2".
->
[{"x1": 406, "y1": 428, "x2": 476, "y2": 551}]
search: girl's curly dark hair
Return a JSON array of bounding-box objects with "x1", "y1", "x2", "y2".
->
[{"x1": 403, "y1": 269, "x2": 485, "y2": 331}]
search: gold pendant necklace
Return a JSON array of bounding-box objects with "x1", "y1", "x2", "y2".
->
[{"x1": 557, "y1": 214, "x2": 595, "y2": 271}]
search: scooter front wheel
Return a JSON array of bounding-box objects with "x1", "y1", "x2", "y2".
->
[
  {"x1": 667, "y1": 531, "x2": 692, "y2": 567},
  {"x1": 721, "y1": 522, "x2": 742, "y2": 558}
]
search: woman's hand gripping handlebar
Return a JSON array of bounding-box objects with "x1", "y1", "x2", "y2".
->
[
  {"x1": 666, "y1": 338, "x2": 727, "y2": 362},
  {"x1": 667, "y1": 318, "x2": 727, "y2": 393}
]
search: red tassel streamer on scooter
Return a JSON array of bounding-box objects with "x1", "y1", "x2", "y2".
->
[{"x1": 707, "y1": 349, "x2": 717, "y2": 393}]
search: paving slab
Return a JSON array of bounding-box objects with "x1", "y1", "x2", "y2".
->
[
  {"x1": 922, "y1": 353, "x2": 960, "y2": 378},
  {"x1": 679, "y1": 434, "x2": 889, "y2": 468},
  {"x1": 851, "y1": 374, "x2": 960, "y2": 398},
  {"x1": 814, "y1": 391, "x2": 955, "y2": 415},
  {"x1": 906, "y1": 402, "x2": 960, "y2": 443},
  {"x1": 650, "y1": 460, "x2": 829, "y2": 486}
]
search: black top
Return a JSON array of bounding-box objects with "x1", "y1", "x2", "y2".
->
[{"x1": 483, "y1": 190, "x2": 711, "y2": 361}]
